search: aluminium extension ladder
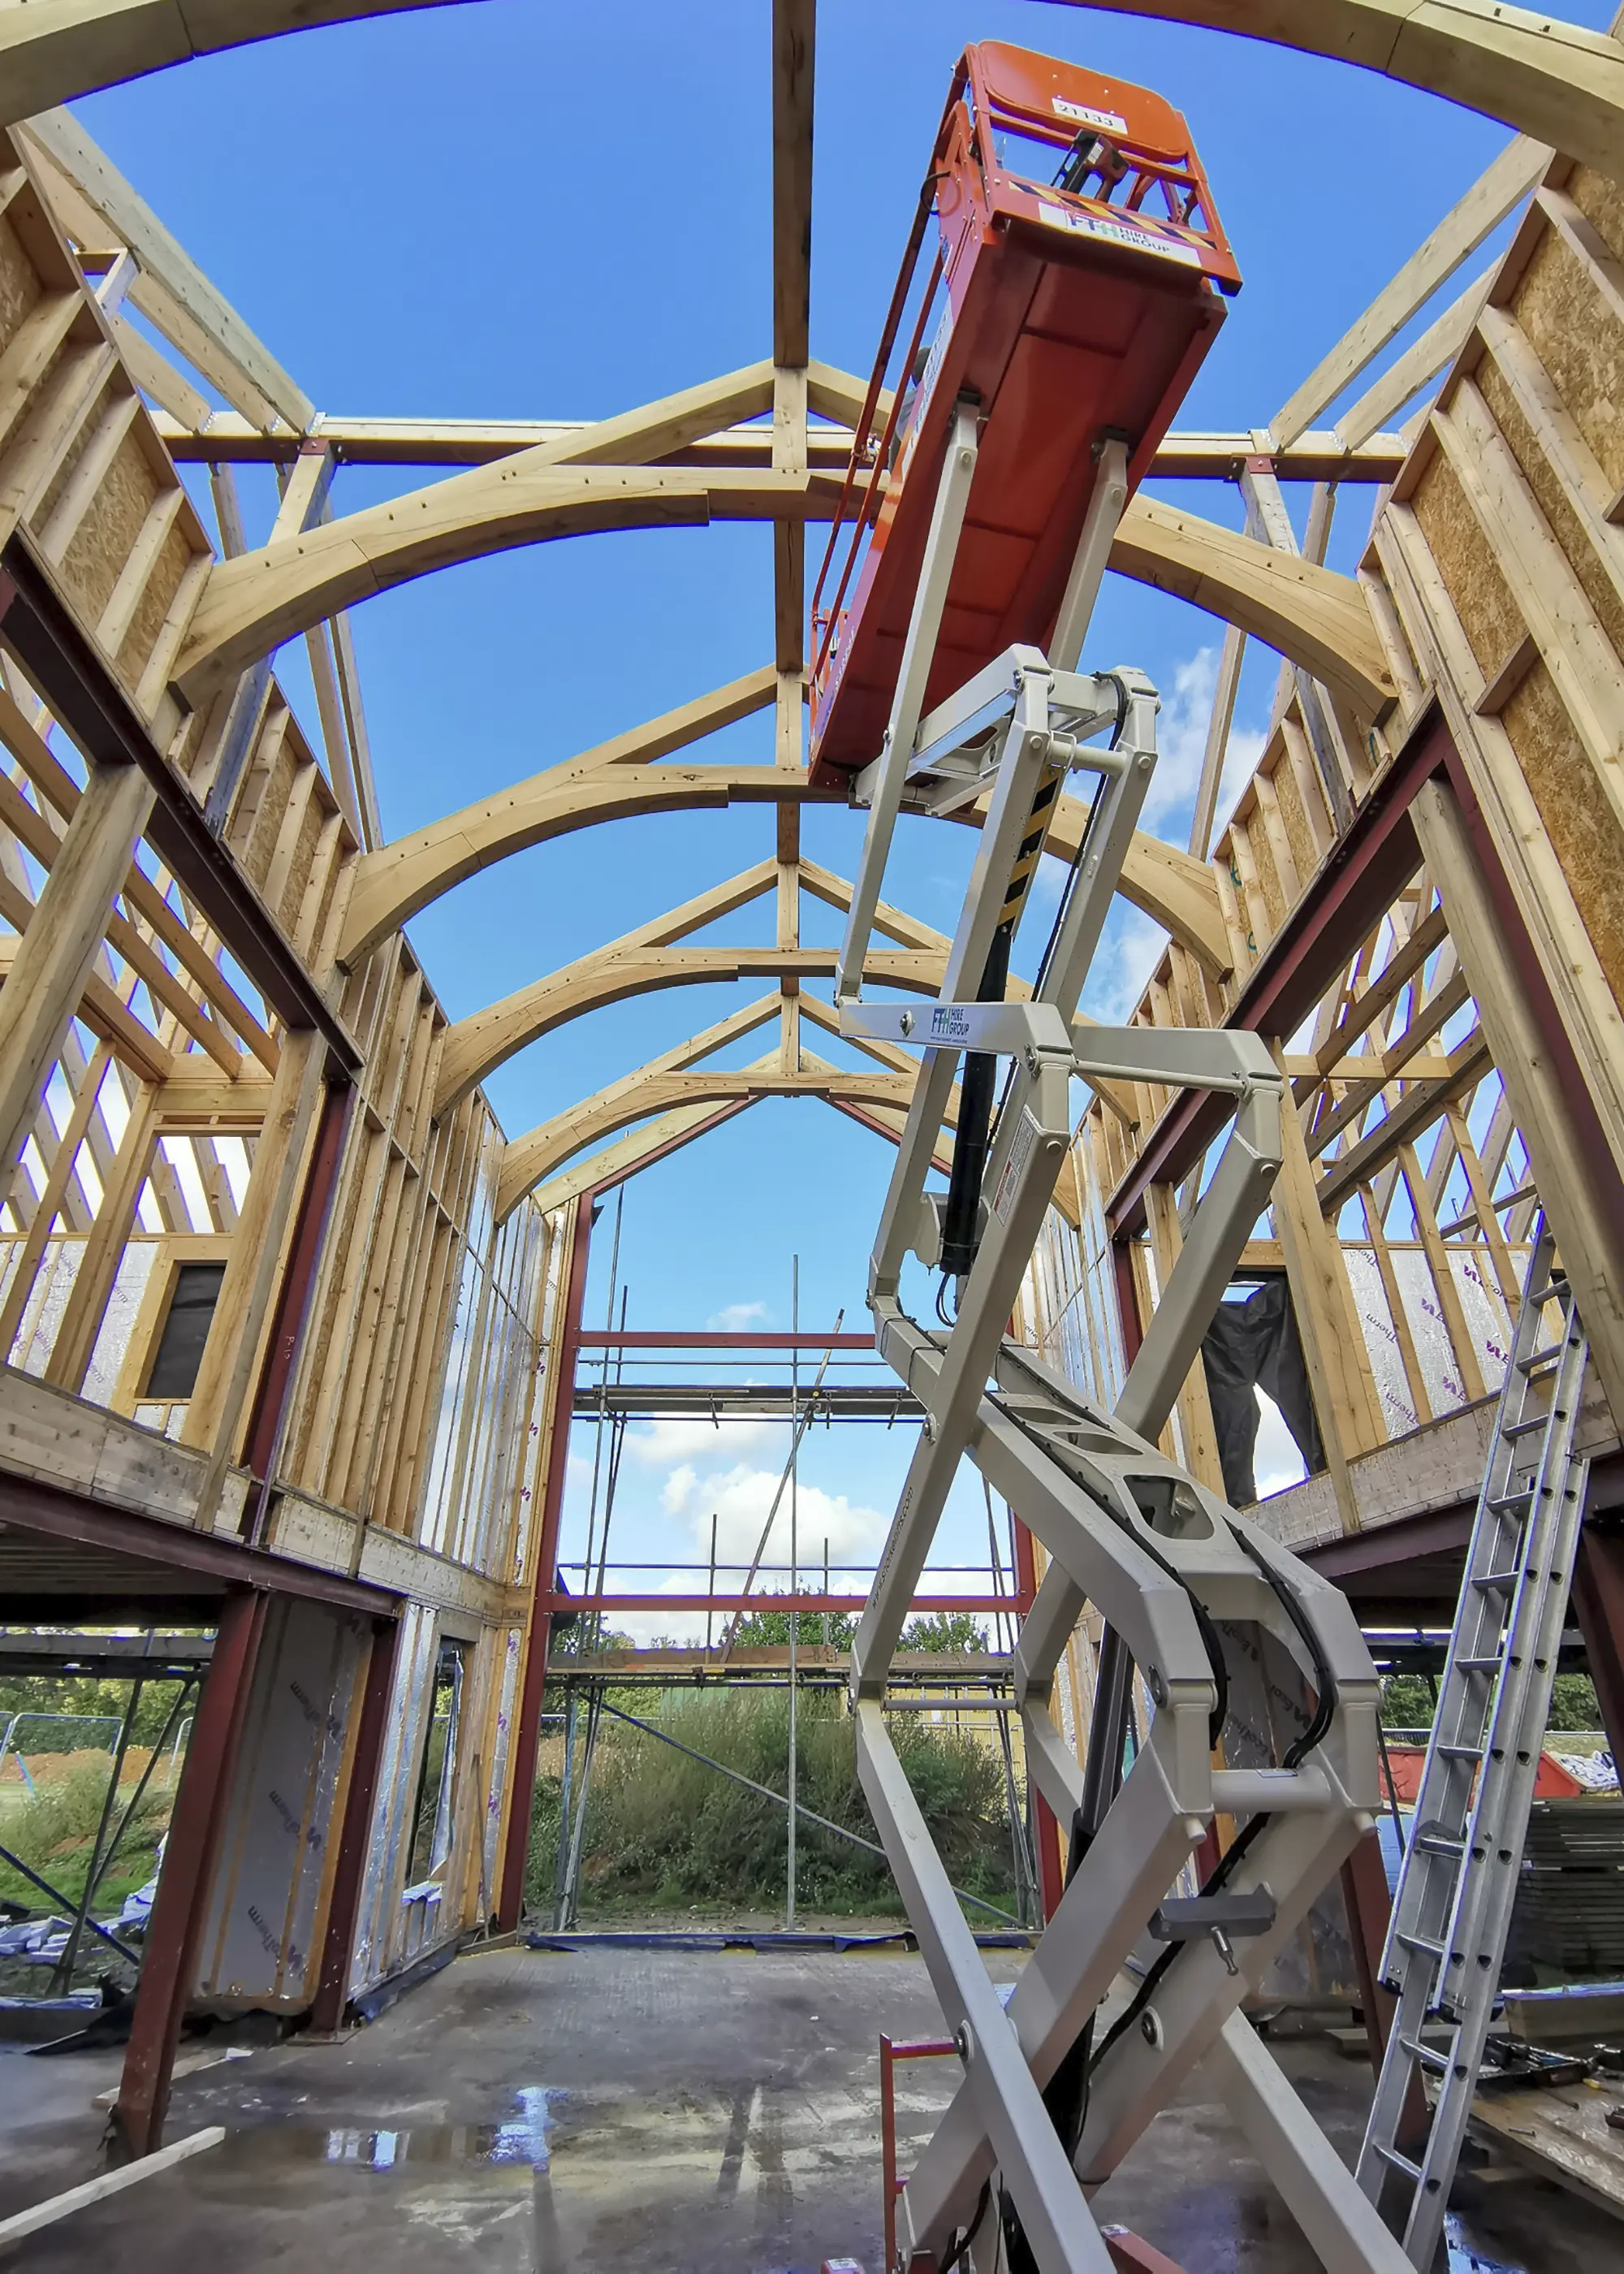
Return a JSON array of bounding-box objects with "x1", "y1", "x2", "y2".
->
[{"x1": 1355, "y1": 1214, "x2": 1592, "y2": 2267}]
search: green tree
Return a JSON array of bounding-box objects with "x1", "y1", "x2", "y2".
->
[
  {"x1": 901, "y1": 1610, "x2": 990, "y2": 1654},
  {"x1": 1379, "y1": 1675, "x2": 1435, "y2": 1732},
  {"x1": 732, "y1": 1597, "x2": 857, "y2": 1649}
]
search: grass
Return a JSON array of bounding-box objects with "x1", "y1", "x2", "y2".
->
[
  {"x1": 0, "y1": 1757, "x2": 171, "y2": 1912},
  {"x1": 525, "y1": 1690, "x2": 1022, "y2": 1922}
]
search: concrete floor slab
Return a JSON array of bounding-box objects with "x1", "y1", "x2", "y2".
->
[{"x1": 0, "y1": 1948, "x2": 1620, "y2": 2272}]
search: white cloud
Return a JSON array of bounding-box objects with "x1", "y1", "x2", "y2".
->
[
  {"x1": 1085, "y1": 905, "x2": 1171, "y2": 1026},
  {"x1": 680, "y1": 1459, "x2": 889, "y2": 1571},
  {"x1": 706, "y1": 1300, "x2": 771, "y2": 1331},
  {"x1": 1254, "y1": 1389, "x2": 1309, "y2": 1498},
  {"x1": 661, "y1": 1463, "x2": 696, "y2": 1516},
  {"x1": 1139, "y1": 646, "x2": 1267, "y2": 841},
  {"x1": 624, "y1": 1414, "x2": 778, "y2": 1467},
  {"x1": 1071, "y1": 649, "x2": 1268, "y2": 1030}
]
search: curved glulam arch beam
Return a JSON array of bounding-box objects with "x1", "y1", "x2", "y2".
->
[
  {"x1": 495, "y1": 1066, "x2": 921, "y2": 1220},
  {"x1": 338, "y1": 735, "x2": 1228, "y2": 977},
  {"x1": 435, "y1": 945, "x2": 950, "y2": 1118},
  {"x1": 173, "y1": 460, "x2": 1395, "y2": 723},
  {"x1": 3, "y1": 0, "x2": 1619, "y2": 175},
  {"x1": 0, "y1": 0, "x2": 455, "y2": 128},
  {"x1": 1052, "y1": 0, "x2": 1624, "y2": 180}
]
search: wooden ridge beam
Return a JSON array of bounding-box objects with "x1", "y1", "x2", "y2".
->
[
  {"x1": 0, "y1": 532, "x2": 361, "y2": 1070},
  {"x1": 772, "y1": 0, "x2": 815, "y2": 370}
]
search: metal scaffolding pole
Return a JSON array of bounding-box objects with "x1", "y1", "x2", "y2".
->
[
  {"x1": 788, "y1": 1252, "x2": 798, "y2": 1929},
  {"x1": 559, "y1": 1688, "x2": 603, "y2": 1931},
  {"x1": 50, "y1": 1674, "x2": 144, "y2": 1994}
]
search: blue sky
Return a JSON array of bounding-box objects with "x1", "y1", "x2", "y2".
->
[{"x1": 72, "y1": 0, "x2": 1610, "y2": 1629}]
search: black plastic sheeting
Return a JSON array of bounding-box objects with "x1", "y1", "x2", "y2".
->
[
  {"x1": 1200, "y1": 1279, "x2": 1323, "y2": 1506},
  {"x1": 525, "y1": 1929, "x2": 1034, "y2": 1953}
]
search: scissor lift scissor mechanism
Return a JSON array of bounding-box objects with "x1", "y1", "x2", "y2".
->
[{"x1": 823, "y1": 58, "x2": 1403, "y2": 2272}]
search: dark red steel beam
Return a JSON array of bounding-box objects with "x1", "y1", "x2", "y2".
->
[
  {"x1": 308, "y1": 1615, "x2": 400, "y2": 2034},
  {"x1": 1339, "y1": 1830, "x2": 1430, "y2": 2147},
  {"x1": 116, "y1": 1587, "x2": 267, "y2": 2155},
  {"x1": 497, "y1": 1190, "x2": 593, "y2": 1930},
  {"x1": 1570, "y1": 1520, "x2": 1624, "y2": 1775},
  {"x1": 0, "y1": 1468, "x2": 397, "y2": 1617},
  {"x1": 0, "y1": 533, "x2": 360, "y2": 1070},
  {"x1": 1107, "y1": 706, "x2": 1452, "y2": 1237},
  {"x1": 1009, "y1": 1515, "x2": 1066, "y2": 1919},
  {"x1": 1438, "y1": 746, "x2": 1624, "y2": 1243},
  {"x1": 243, "y1": 1076, "x2": 355, "y2": 1542},
  {"x1": 577, "y1": 1329, "x2": 875, "y2": 1349}
]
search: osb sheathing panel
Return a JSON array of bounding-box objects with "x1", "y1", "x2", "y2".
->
[
  {"x1": 1410, "y1": 450, "x2": 1526, "y2": 681},
  {"x1": 1272, "y1": 750, "x2": 1321, "y2": 893},
  {"x1": 1568, "y1": 165, "x2": 1624, "y2": 268},
  {"x1": 28, "y1": 378, "x2": 110, "y2": 534},
  {"x1": 279, "y1": 779, "x2": 323, "y2": 932},
  {"x1": 58, "y1": 427, "x2": 157, "y2": 628},
  {"x1": 244, "y1": 736, "x2": 299, "y2": 895},
  {"x1": 1511, "y1": 227, "x2": 1624, "y2": 497},
  {"x1": 304, "y1": 848, "x2": 347, "y2": 979},
  {"x1": 1246, "y1": 810, "x2": 1288, "y2": 936},
  {"x1": 1502, "y1": 659, "x2": 1624, "y2": 1014},
  {"x1": 116, "y1": 517, "x2": 193, "y2": 682},
  {"x1": 0, "y1": 214, "x2": 41, "y2": 357},
  {"x1": 1476, "y1": 361, "x2": 1624, "y2": 662}
]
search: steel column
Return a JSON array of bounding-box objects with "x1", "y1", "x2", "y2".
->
[
  {"x1": 1107, "y1": 706, "x2": 1452, "y2": 1236},
  {"x1": 308, "y1": 1615, "x2": 401, "y2": 2033},
  {"x1": 115, "y1": 1587, "x2": 267, "y2": 2156},
  {"x1": 242, "y1": 1074, "x2": 356, "y2": 1541},
  {"x1": 496, "y1": 1189, "x2": 593, "y2": 1930},
  {"x1": 1570, "y1": 1520, "x2": 1624, "y2": 1781}
]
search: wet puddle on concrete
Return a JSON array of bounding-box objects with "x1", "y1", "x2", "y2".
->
[
  {"x1": 222, "y1": 2086, "x2": 568, "y2": 2172},
  {"x1": 1444, "y1": 2216, "x2": 1533, "y2": 2274}
]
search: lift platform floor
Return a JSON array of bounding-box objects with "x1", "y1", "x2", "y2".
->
[{"x1": 0, "y1": 1947, "x2": 1616, "y2": 2273}]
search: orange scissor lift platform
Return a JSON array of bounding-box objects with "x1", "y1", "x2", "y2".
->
[{"x1": 809, "y1": 42, "x2": 1241, "y2": 792}]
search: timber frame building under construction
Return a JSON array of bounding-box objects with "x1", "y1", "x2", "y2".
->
[{"x1": 2, "y1": 3, "x2": 1624, "y2": 2271}]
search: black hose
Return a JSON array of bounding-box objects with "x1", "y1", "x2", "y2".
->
[{"x1": 939, "y1": 925, "x2": 1012, "y2": 1278}]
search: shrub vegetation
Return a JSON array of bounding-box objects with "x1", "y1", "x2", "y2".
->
[{"x1": 526, "y1": 1688, "x2": 1019, "y2": 1920}]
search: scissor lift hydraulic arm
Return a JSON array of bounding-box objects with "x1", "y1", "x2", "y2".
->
[{"x1": 833, "y1": 386, "x2": 1402, "y2": 2274}]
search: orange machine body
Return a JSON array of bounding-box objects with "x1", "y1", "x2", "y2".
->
[{"x1": 809, "y1": 42, "x2": 1240, "y2": 789}]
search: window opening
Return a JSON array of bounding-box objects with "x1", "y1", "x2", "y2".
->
[
  {"x1": 406, "y1": 1638, "x2": 465, "y2": 1887},
  {"x1": 143, "y1": 1261, "x2": 227, "y2": 1399}
]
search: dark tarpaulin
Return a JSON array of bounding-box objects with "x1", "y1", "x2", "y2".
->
[{"x1": 1200, "y1": 1279, "x2": 1323, "y2": 1507}]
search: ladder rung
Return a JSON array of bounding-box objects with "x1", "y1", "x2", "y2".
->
[
  {"x1": 1518, "y1": 1344, "x2": 1565, "y2": 1373},
  {"x1": 1526, "y1": 1282, "x2": 1567, "y2": 1308},
  {"x1": 1375, "y1": 2143, "x2": 1424, "y2": 2181},
  {"x1": 1401, "y1": 2036, "x2": 1451, "y2": 2075},
  {"x1": 1456, "y1": 1654, "x2": 1508, "y2": 1671},
  {"x1": 1488, "y1": 1489, "x2": 1533, "y2": 1512},
  {"x1": 1503, "y1": 1416, "x2": 1549, "y2": 1440},
  {"x1": 1471, "y1": 1569, "x2": 1521, "y2": 1593},
  {"x1": 1415, "y1": 1830, "x2": 1466, "y2": 1857},
  {"x1": 1397, "y1": 1930, "x2": 1448, "y2": 1959},
  {"x1": 1437, "y1": 1744, "x2": 1484, "y2": 1761}
]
